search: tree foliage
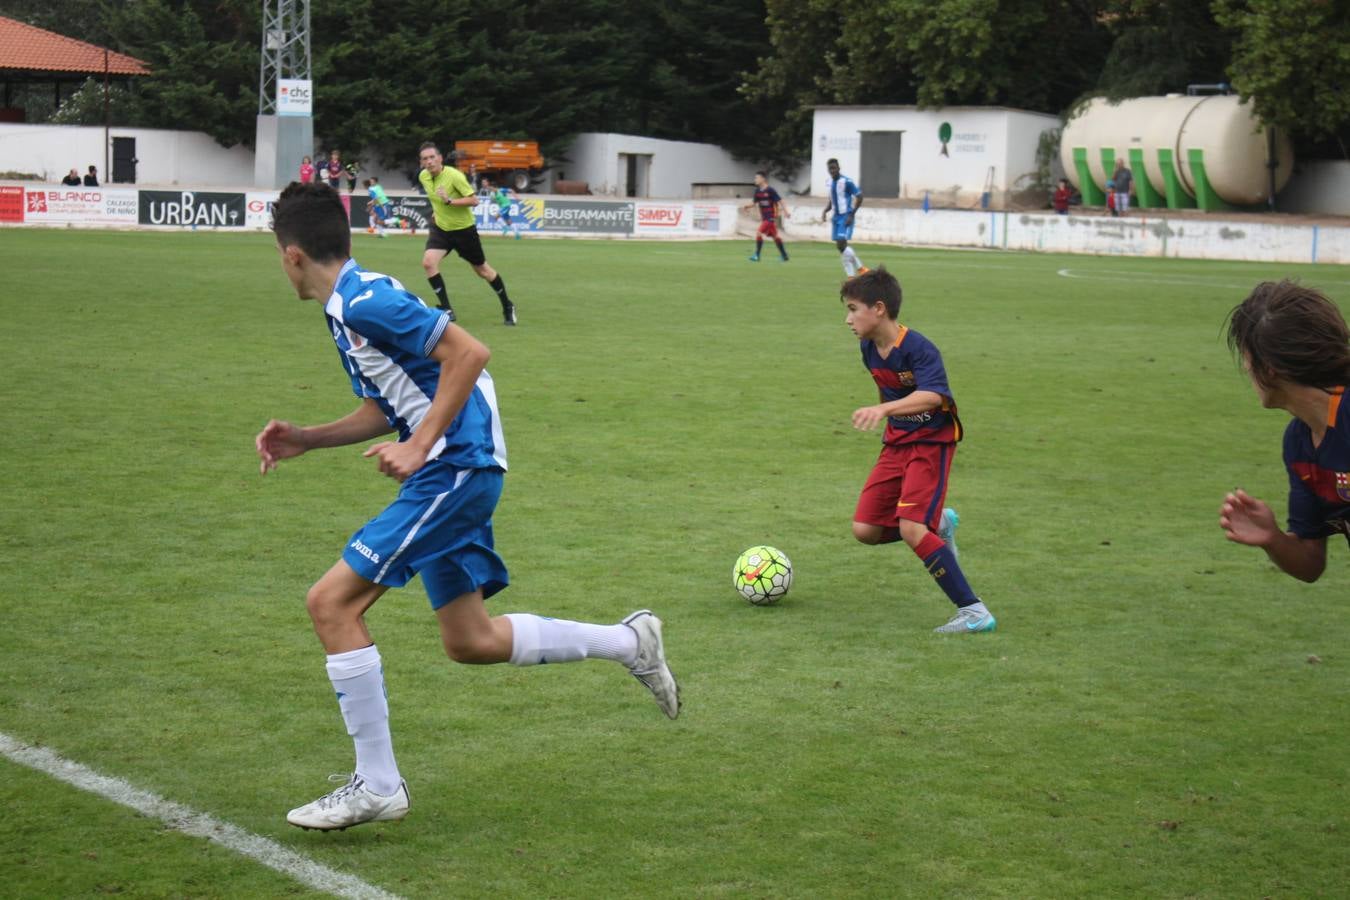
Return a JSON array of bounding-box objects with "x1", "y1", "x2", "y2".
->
[
  {"x1": 6, "y1": 0, "x2": 1346, "y2": 170},
  {"x1": 1214, "y1": 0, "x2": 1350, "y2": 157}
]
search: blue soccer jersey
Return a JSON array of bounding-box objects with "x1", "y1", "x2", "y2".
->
[
  {"x1": 324, "y1": 259, "x2": 507, "y2": 470},
  {"x1": 1284, "y1": 386, "x2": 1350, "y2": 543},
  {"x1": 860, "y1": 325, "x2": 962, "y2": 446},
  {"x1": 829, "y1": 173, "x2": 862, "y2": 216}
]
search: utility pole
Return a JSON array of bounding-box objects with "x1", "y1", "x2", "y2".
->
[{"x1": 253, "y1": 0, "x2": 313, "y2": 189}]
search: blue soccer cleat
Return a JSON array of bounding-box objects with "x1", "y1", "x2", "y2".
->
[{"x1": 938, "y1": 507, "x2": 960, "y2": 559}]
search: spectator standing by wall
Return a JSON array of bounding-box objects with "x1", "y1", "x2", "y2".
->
[{"x1": 1113, "y1": 160, "x2": 1133, "y2": 215}]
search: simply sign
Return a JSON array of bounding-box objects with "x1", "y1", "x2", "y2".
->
[{"x1": 277, "y1": 79, "x2": 313, "y2": 116}]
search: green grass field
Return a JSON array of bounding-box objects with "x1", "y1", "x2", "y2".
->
[{"x1": 2, "y1": 229, "x2": 1348, "y2": 898}]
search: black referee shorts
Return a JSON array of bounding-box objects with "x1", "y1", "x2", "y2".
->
[{"x1": 425, "y1": 222, "x2": 486, "y2": 267}]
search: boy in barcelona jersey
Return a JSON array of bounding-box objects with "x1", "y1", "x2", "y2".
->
[
  {"x1": 842, "y1": 267, "x2": 995, "y2": 633},
  {"x1": 1220, "y1": 280, "x2": 1350, "y2": 582}
]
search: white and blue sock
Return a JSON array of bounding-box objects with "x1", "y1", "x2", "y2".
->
[
  {"x1": 505, "y1": 614, "x2": 638, "y2": 666},
  {"x1": 326, "y1": 645, "x2": 401, "y2": 796}
]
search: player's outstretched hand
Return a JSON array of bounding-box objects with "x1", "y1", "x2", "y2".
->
[
  {"x1": 256, "y1": 419, "x2": 308, "y2": 475},
  {"x1": 1219, "y1": 488, "x2": 1279, "y2": 547},
  {"x1": 851, "y1": 405, "x2": 888, "y2": 432},
  {"x1": 363, "y1": 441, "x2": 428, "y2": 482}
]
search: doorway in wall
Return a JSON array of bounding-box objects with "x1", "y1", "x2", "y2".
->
[
  {"x1": 859, "y1": 130, "x2": 903, "y2": 197},
  {"x1": 618, "y1": 153, "x2": 652, "y2": 197},
  {"x1": 112, "y1": 136, "x2": 137, "y2": 183}
]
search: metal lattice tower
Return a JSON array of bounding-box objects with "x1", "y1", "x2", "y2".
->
[{"x1": 257, "y1": 0, "x2": 311, "y2": 115}]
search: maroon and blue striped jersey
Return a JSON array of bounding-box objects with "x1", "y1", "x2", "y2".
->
[
  {"x1": 1285, "y1": 387, "x2": 1350, "y2": 544},
  {"x1": 753, "y1": 186, "x2": 782, "y2": 222},
  {"x1": 860, "y1": 325, "x2": 962, "y2": 446}
]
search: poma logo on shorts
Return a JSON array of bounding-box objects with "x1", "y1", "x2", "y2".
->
[{"x1": 350, "y1": 539, "x2": 381, "y2": 564}]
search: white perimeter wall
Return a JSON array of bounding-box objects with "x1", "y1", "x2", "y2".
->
[
  {"x1": 811, "y1": 106, "x2": 1060, "y2": 205},
  {"x1": 0, "y1": 123, "x2": 254, "y2": 186},
  {"x1": 771, "y1": 205, "x2": 1349, "y2": 264}
]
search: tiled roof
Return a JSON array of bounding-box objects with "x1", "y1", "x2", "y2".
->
[{"x1": 0, "y1": 16, "x2": 149, "y2": 76}]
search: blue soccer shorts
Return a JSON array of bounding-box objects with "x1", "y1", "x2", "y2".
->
[
  {"x1": 342, "y1": 460, "x2": 509, "y2": 610},
  {"x1": 831, "y1": 213, "x2": 855, "y2": 242}
]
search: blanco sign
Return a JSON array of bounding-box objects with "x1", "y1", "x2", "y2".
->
[
  {"x1": 277, "y1": 79, "x2": 312, "y2": 117},
  {"x1": 23, "y1": 188, "x2": 138, "y2": 225}
]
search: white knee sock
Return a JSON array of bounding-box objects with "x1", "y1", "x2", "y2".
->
[
  {"x1": 505, "y1": 614, "x2": 638, "y2": 667},
  {"x1": 843, "y1": 247, "x2": 862, "y2": 275},
  {"x1": 326, "y1": 645, "x2": 401, "y2": 796}
]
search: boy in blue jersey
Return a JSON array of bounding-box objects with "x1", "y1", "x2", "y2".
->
[
  {"x1": 821, "y1": 158, "x2": 865, "y2": 277},
  {"x1": 1220, "y1": 280, "x2": 1350, "y2": 582},
  {"x1": 258, "y1": 182, "x2": 680, "y2": 832},
  {"x1": 482, "y1": 178, "x2": 522, "y2": 239},
  {"x1": 843, "y1": 267, "x2": 994, "y2": 633},
  {"x1": 362, "y1": 177, "x2": 399, "y2": 237}
]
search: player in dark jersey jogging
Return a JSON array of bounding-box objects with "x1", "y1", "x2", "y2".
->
[
  {"x1": 843, "y1": 267, "x2": 993, "y2": 633},
  {"x1": 1220, "y1": 280, "x2": 1350, "y2": 582},
  {"x1": 743, "y1": 171, "x2": 789, "y2": 262}
]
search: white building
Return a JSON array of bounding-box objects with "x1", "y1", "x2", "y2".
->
[
  {"x1": 551, "y1": 132, "x2": 800, "y2": 199},
  {"x1": 812, "y1": 105, "x2": 1061, "y2": 209}
]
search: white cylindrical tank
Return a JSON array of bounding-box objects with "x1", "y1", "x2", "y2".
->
[
  {"x1": 1176, "y1": 95, "x2": 1293, "y2": 203},
  {"x1": 1060, "y1": 94, "x2": 1293, "y2": 205}
]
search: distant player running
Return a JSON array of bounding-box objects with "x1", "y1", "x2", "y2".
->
[
  {"x1": 821, "y1": 158, "x2": 865, "y2": 276},
  {"x1": 259, "y1": 182, "x2": 679, "y2": 832},
  {"x1": 1220, "y1": 280, "x2": 1350, "y2": 582},
  {"x1": 743, "y1": 171, "x2": 789, "y2": 262},
  {"x1": 417, "y1": 141, "x2": 517, "y2": 325},
  {"x1": 363, "y1": 177, "x2": 399, "y2": 238},
  {"x1": 843, "y1": 267, "x2": 993, "y2": 633},
  {"x1": 483, "y1": 178, "x2": 522, "y2": 240}
]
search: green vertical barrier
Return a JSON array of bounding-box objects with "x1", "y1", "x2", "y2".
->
[
  {"x1": 1187, "y1": 149, "x2": 1231, "y2": 211},
  {"x1": 1072, "y1": 147, "x2": 1105, "y2": 205},
  {"x1": 1156, "y1": 148, "x2": 1196, "y2": 209},
  {"x1": 1127, "y1": 148, "x2": 1162, "y2": 209}
]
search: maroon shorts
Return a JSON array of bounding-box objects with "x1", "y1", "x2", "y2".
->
[
  {"x1": 853, "y1": 442, "x2": 954, "y2": 531},
  {"x1": 756, "y1": 219, "x2": 779, "y2": 239}
]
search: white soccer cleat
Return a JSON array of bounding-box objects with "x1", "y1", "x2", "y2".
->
[
  {"x1": 933, "y1": 606, "x2": 996, "y2": 634},
  {"x1": 286, "y1": 774, "x2": 409, "y2": 831},
  {"x1": 622, "y1": 609, "x2": 681, "y2": 719}
]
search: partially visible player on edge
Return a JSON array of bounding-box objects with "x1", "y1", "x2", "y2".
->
[
  {"x1": 1220, "y1": 280, "x2": 1350, "y2": 582},
  {"x1": 258, "y1": 182, "x2": 679, "y2": 832},
  {"x1": 744, "y1": 171, "x2": 789, "y2": 262},
  {"x1": 842, "y1": 267, "x2": 994, "y2": 633},
  {"x1": 363, "y1": 177, "x2": 399, "y2": 238},
  {"x1": 417, "y1": 141, "x2": 517, "y2": 325},
  {"x1": 822, "y1": 157, "x2": 865, "y2": 276},
  {"x1": 482, "y1": 178, "x2": 522, "y2": 240}
]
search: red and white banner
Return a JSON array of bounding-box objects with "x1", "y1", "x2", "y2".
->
[
  {"x1": 0, "y1": 186, "x2": 23, "y2": 222},
  {"x1": 634, "y1": 202, "x2": 690, "y2": 234},
  {"x1": 22, "y1": 188, "x2": 138, "y2": 225},
  {"x1": 245, "y1": 191, "x2": 280, "y2": 229}
]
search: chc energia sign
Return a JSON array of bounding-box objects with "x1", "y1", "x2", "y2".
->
[{"x1": 277, "y1": 79, "x2": 312, "y2": 117}]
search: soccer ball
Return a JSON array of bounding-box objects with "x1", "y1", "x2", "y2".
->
[{"x1": 733, "y1": 546, "x2": 793, "y2": 605}]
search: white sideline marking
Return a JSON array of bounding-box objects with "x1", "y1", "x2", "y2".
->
[
  {"x1": 0, "y1": 731, "x2": 401, "y2": 900},
  {"x1": 1057, "y1": 268, "x2": 1350, "y2": 290},
  {"x1": 1056, "y1": 267, "x2": 1254, "y2": 290}
]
